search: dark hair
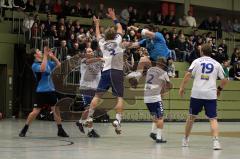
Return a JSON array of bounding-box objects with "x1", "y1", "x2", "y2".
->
[{"x1": 201, "y1": 44, "x2": 212, "y2": 56}]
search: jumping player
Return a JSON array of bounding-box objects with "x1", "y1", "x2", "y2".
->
[
  {"x1": 144, "y1": 58, "x2": 172, "y2": 143},
  {"x1": 85, "y1": 8, "x2": 124, "y2": 135},
  {"x1": 179, "y1": 44, "x2": 228, "y2": 150},
  {"x1": 19, "y1": 47, "x2": 69, "y2": 137},
  {"x1": 126, "y1": 25, "x2": 171, "y2": 86},
  {"x1": 76, "y1": 47, "x2": 103, "y2": 138}
]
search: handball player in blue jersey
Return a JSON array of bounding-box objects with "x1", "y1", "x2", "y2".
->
[
  {"x1": 125, "y1": 25, "x2": 171, "y2": 87},
  {"x1": 19, "y1": 47, "x2": 69, "y2": 137}
]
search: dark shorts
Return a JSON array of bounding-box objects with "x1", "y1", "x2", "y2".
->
[
  {"x1": 80, "y1": 89, "x2": 96, "y2": 107},
  {"x1": 33, "y1": 92, "x2": 58, "y2": 108},
  {"x1": 146, "y1": 101, "x2": 164, "y2": 119},
  {"x1": 96, "y1": 69, "x2": 124, "y2": 97},
  {"x1": 189, "y1": 97, "x2": 217, "y2": 118}
]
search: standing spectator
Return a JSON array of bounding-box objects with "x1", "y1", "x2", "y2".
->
[
  {"x1": 129, "y1": 8, "x2": 139, "y2": 25},
  {"x1": 165, "y1": 11, "x2": 176, "y2": 26},
  {"x1": 82, "y1": 4, "x2": 93, "y2": 18},
  {"x1": 69, "y1": 42, "x2": 80, "y2": 56},
  {"x1": 39, "y1": 0, "x2": 52, "y2": 13},
  {"x1": 233, "y1": 19, "x2": 240, "y2": 33},
  {"x1": 44, "y1": 13, "x2": 53, "y2": 37},
  {"x1": 154, "y1": 11, "x2": 163, "y2": 25},
  {"x1": 22, "y1": 13, "x2": 35, "y2": 41},
  {"x1": 62, "y1": 0, "x2": 72, "y2": 16},
  {"x1": 58, "y1": 25, "x2": 67, "y2": 41},
  {"x1": 179, "y1": 15, "x2": 188, "y2": 27},
  {"x1": 127, "y1": 6, "x2": 134, "y2": 25},
  {"x1": 65, "y1": 19, "x2": 73, "y2": 32},
  {"x1": 25, "y1": 0, "x2": 36, "y2": 12},
  {"x1": 96, "y1": 3, "x2": 106, "y2": 19},
  {"x1": 34, "y1": 14, "x2": 41, "y2": 25},
  {"x1": 233, "y1": 61, "x2": 240, "y2": 81},
  {"x1": 50, "y1": 24, "x2": 59, "y2": 47},
  {"x1": 231, "y1": 48, "x2": 240, "y2": 65},
  {"x1": 219, "y1": 39, "x2": 228, "y2": 55},
  {"x1": 185, "y1": 11, "x2": 196, "y2": 27},
  {"x1": 71, "y1": 1, "x2": 83, "y2": 17},
  {"x1": 53, "y1": 0, "x2": 62, "y2": 15},
  {"x1": 144, "y1": 10, "x2": 153, "y2": 24},
  {"x1": 224, "y1": 20, "x2": 233, "y2": 32},
  {"x1": 199, "y1": 17, "x2": 215, "y2": 30},
  {"x1": 74, "y1": 20, "x2": 81, "y2": 34},
  {"x1": 57, "y1": 40, "x2": 68, "y2": 61},
  {"x1": 213, "y1": 15, "x2": 222, "y2": 38},
  {"x1": 120, "y1": 7, "x2": 130, "y2": 30},
  {"x1": 175, "y1": 33, "x2": 187, "y2": 61},
  {"x1": 67, "y1": 33, "x2": 75, "y2": 51}
]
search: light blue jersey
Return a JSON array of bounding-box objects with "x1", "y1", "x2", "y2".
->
[
  {"x1": 32, "y1": 61, "x2": 56, "y2": 92},
  {"x1": 139, "y1": 32, "x2": 170, "y2": 61}
]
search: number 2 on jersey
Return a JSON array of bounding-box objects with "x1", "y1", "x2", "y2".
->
[
  {"x1": 201, "y1": 63, "x2": 214, "y2": 74},
  {"x1": 147, "y1": 74, "x2": 154, "y2": 84}
]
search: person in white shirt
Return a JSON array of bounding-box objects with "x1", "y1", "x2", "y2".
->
[
  {"x1": 179, "y1": 44, "x2": 228, "y2": 150},
  {"x1": 185, "y1": 11, "x2": 197, "y2": 27},
  {"x1": 144, "y1": 58, "x2": 172, "y2": 143},
  {"x1": 86, "y1": 8, "x2": 124, "y2": 135}
]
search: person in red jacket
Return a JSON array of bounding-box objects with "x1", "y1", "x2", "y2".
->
[{"x1": 53, "y1": 0, "x2": 62, "y2": 14}]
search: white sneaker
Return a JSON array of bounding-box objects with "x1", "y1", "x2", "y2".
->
[
  {"x1": 182, "y1": 137, "x2": 189, "y2": 147},
  {"x1": 213, "y1": 139, "x2": 221, "y2": 150},
  {"x1": 112, "y1": 120, "x2": 121, "y2": 135}
]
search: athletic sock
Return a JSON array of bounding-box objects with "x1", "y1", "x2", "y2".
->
[
  {"x1": 88, "y1": 127, "x2": 93, "y2": 132},
  {"x1": 88, "y1": 108, "x2": 95, "y2": 118},
  {"x1": 213, "y1": 136, "x2": 219, "y2": 140},
  {"x1": 116, "y1": 113, "x2": 122, "y2": 123},
  {"x1": 156, "y1": 128, "x2": 162, "y2": 140},
  {"x1": 151, "y1": 122, "x2": 157, "y2": 133}
]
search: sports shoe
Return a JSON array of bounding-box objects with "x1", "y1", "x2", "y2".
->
[
  {"x1": 156, "y1": 138, "x2": 167, "y2": 143},
  {"x1": 57, "y1": 128, "x2": 69, "y2": 137},
  {"x1": 213, "y1": 139, "x2": 221, "y2": 150},
  {"x1": 87, "y1": 129, "x2": 100, "y2": 138},
  {"x1": 76, "y1": 121, "x2": 85, "y2": 134},
  {"x1": 150, "y1": 133, "x2": 156, "y2": 140},
  {"x1": 19, "y1": 125, "x2": 28, "y2": 137},
  {"x1": 182, "y1": 137, "x2": 189, "y2": 147},
  {"x1": 112, "y1": 120, "x2": 121, "y2": 135}
]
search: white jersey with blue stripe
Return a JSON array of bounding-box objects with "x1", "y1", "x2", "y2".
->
[{"x1": 189, "y1": 56, "x2": 225, "y2": 99}]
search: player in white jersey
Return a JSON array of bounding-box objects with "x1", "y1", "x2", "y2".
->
[
  {"x1": 86, "y1": 8, "x2": 124, "y2": 135},
  {"x1": 179, "y1": 44, "x2": 228, "y2": 150},
  {"x1": 76, "y1": 47, "x2": 103, "y2": 138},
  {"x1": 144, "y1": 58, "x2": 172, "y2": 143}
]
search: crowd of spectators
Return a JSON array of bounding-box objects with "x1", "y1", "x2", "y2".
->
[{"x1": 2, "y1": 0, "x2": 240, "y2": 81}]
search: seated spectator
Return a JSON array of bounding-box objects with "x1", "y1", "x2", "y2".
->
[
  {"x1": 69, "y1": 42, "x2": 80, "y2": 56},
  {"x1": 231, "y1": 48, "x2": 240, "y2": 65},
  {"x1": 39, "y1": 0, "x2": 52, "y2": 13},
  {"x1": 222, "y1": 60, "x2": 230, "y2": 80},
  {"x1": 214, "y1": 47, "x2": 229, "y2": 64},
  {"x1": 224, "y1": 20, "x2": 233, "y2": 32},
  {"x1": 74, "y1": 20, "x2": 81, "y2": 34},
  {"x1": 62, "y1": 0, "x2": 72, "y2": 16},
  {"x1": 154, "y1": 11, "x2": 163, "y2": 25},
  {"x1": 96, "y1": 3, "x2": 106, "y2": 19},
  {"x1": 233, "y1": 61, "x2": 240, "y2": 81},
  {"x1": 219, "y1": 39, "x2": 228, "y2": 55},
  {"x1": 82, "y1": 4, "x2": 93, "y2": 18},
  {"x1": 53, "y1": 0, "x2": 62, "y2": 15},
  {"x1": 49, "y1": 24, "x2": 59, "y2": 47},
  {"x1": 233, "y1": 19, "x2": 240, "y2": 33},
  {"x1": 71, "y1": 1, "x2": 83, "y2": 17},
  {"x1": 199, "y1": 16, "x2": 215, "y2": 30},
  {"x1": 67, "y1": 33, "x2": 76, "y2": 50},
  {"x1": 144, "y1": 10, "x2": 153, "y2": 24},
  {"x1": 213, "y1": 15, "x2": 222, "y2": 38},
  {"x1": 120, "y1": 7, "x2": 130, "y2": 30},
  {"x1": 189, "y1": 44, "x2": 201, "y2": 64},
  {"x1": 165, "y1": 11, "x2": 176, "y2": 26},
  {"x1": 211, "y1": 38, "x2": 218, "y2": 54},
  {"x1": 175, "y1": 33, "x2": 188, "y2": 61},
  {"x1": 86, "y1": 27, "x2": 96, "y2": 40},
  {"x1": 56, "y1": 40, "x2": 68, "y2": 61},
  {"x1": 65, "y1": 19, "x2": 73, "y2": 31},
  {"x1": 127, "y1": 6, "x2": 134, "y2": 25},
  {"x1": 185, "y1": 11, "x2": 196, "y2": 27},
  {"x1": 39, "y1": 23, "x2": 47, "y2": 38},
  {"x1": 25, "y1": 0, "x2": 36, "y2": 12},
  {"x1": 58, "y1": 25, "x2": 67, "y2": 41},
  {"x1": 167, "y1": 58, "x2": 176, "y2": 78},
  {"x1": 179, "y1": 15, "x2": 188, "y2": 27}
]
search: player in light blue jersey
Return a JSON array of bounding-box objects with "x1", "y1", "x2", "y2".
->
[{"x1": 125, "y1": 25, "x2": 171, "y2": 88}]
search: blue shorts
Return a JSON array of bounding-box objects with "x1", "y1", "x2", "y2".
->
[
  {"x1": 96, "y1": 69, "x2": 124, "y2": 97},
  {"x1": 146, "y1": 101, "x2": 164, "y2": 119},
  {"x1": 80, "y1": 89, "x2": 96, "y2": 107},
  {"x1": 189, "y1": 97, "x2": 217, "y2": 118}
]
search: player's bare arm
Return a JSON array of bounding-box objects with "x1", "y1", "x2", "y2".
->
[
  {"x1": 107, "y1": 8, "x2": 123, "y2": 35},
  {"x1": 128, "y1": 25, "x2": 155, "y2": 39},
  {"x1": 179, "y1": 72, "x2": 192, "y2": 97}
]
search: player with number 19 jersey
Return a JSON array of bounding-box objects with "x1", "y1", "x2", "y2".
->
[{"x1": 189, "y1": 56, "x2": 225, "y2": 100}]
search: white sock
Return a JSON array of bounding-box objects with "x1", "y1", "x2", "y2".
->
[
  {"x1": 156, "y1": 128, "x2": 162, "y2": 140},
  {"x1": 88, "y1": 127, "x2": 93, "y2": 132},
  {"x1": 88, "y1": 108, "x2": 95, "y2": 118},
  {"x1": 213, "y1": 136, "x2": 219, "y2": 140},
  {"x1": 116, "y1": 113, "x2": 122, "y2": 123},
  {"x1": 151, "y1": 122, "x2": 157, "y2": 133}
]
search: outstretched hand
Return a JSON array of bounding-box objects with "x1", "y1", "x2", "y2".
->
[
  {"x1": 93, "y1": 16, "x2": 100, "y2": 25},
  {"x1": 106, "y1": 8, "x2": 116, "y2": 20}
]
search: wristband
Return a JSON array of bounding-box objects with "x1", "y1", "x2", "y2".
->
[
  {"x1": 113, "y1": 19, "x2": 119, "y2": 25},
  {"x1": 217, "y1": 86, "x2": 223, "y2": 91}
]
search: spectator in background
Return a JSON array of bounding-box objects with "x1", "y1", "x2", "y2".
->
[
  {"x1": 186, "y1": 11, "x2": 196, "y2": 27},
  {"x1": 74, "y1": 20, "x2": 81, "y2": 34},
  {"x1": 58, "y1": 25, "x2": 66, "y2": 41},
  {"x1": 97, "y1": 3, "x2": 106, "y2": 19},
  {"x1": 144, "y1": 10, "x2": 153, "y2": 24},
  {"x1": 165, "y1": 11, "x2": 176, "y2": 26},
  {"x1": 57, "y1": 40, "x2": 68, "y2": 61},
  {"x1": 224, "y1": 20, "x2": 233, "y2": 32},
  {"x1": 154, "y1": 11, "x2": 163, "y2": 25},
  {"x1": 44, "y1": 13, "x2": 53, "y2": 36},
  {"x1": 50, "y1": 24, "x2": 59, "y2": 47},
  {"x1": 129, "y1": 8, "x2": 139, "y2": 25},
  {"x1": 82, "y1": 4, "x2": 93, "y2": 18},
  {"x1": 213, "y1": 15, "x2": 222, "y2": 38},
  {"x1": 65, "y1": 19, "x2": 73, "y2": 32},
  {"x1": 233, "y1": 19, "x2": 240, "y2": 33},
  {"x1": 67, "y1": 33, "x2": 75, "y2": 50},
  {"x1": 189, "y1": 44, "x2": 201, "y2": 64},
  {"x1": 222, "y1": 60, "x2": 230, "y2": 79},
  {"x1": 53, "y1": 0, "x2": 62, "y2": 15},
  {"x1": 175, "y1": 33, "x2": 187, "y2": 61},
  {"x1": 39, "y1": 0, "x2": 52, "y2": 13},
  {"x1": 233, "y1": 61, "x2": 240, "y2": 81},
  {"x1": 120, "y1": 7, "x2": 130, "y2": 30},
  {"x1": 128, "y1": 6, "x2": 134, "y2": 25},
  {"x1": 34, "y1": 14, "x2": 40, "y2": 24},
  {"x1": 22, "y1": 13, "x2": 35, "y2": 41},
  {"x1": 179, "y1": 15, "x2": 188, "y2": 27},
  {"x1": 62, "y1": 0, "x2": 72, "y2": 16},
  {"x1": 167, "y1": 58, "x2": 176, "y2": 78},
  {"x1": 25, "y1": 0, "x2": 36, "y2": 12},
  {"x1": 69, "y1": 42, "x2": 80, "y2": 56},
  {"x1": 199, "y1": 16, "x2": 214, "y2": 30},
  {"x1": 219, "y1": 39, "x2": 228, "y2": 55},
  {"x1": 214, "y1": 47, "x2": 228, "y2": 64},
  {"x1": 231, "y1": 48, "x2": 240, "y2": 65},
  {"x1": 71, "y1": 1, "x2": 83, "y2": 17}
]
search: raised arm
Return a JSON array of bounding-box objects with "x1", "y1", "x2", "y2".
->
[
  {"x1": 40, "y1": 47, "x2": 50, "y2": 72},
  {"x1": 107, "y1": 8, "x2": 123, "y2": 35},
  {"x1": 128, "y1": 26, "x2": 155, "y2": 39},
  {"x1": 93, "y1": 16, "x2": 101, "y2": 41}
]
